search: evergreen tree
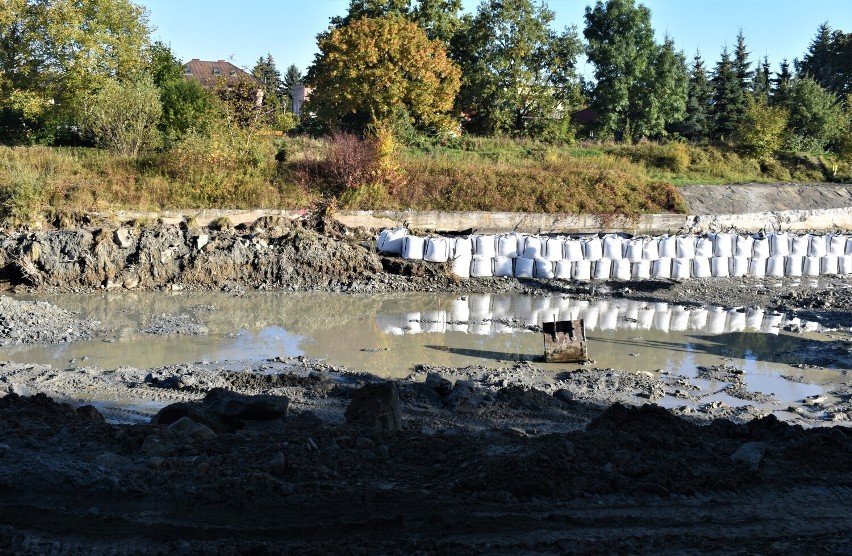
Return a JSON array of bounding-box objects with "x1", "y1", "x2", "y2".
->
[
  {"x1": 674, "y1": 50, "x2": 712, "y2": 141},
  {"x1": 771, "y1": 59, "x2": 794, "y2": 106},
  {"x1": 733, "y1": 30, "x2": 751, "y2": 93},
  {"x1": 752, "y1": 55, "x2": 771, "y2": 102},
  {"x1": 711, "y1": 47, "x2": 741, "y2": 141},
  {"x1": 651, "y1": 35, "x2": 688, "y2": 139},
  {"x1": 283, "y1": 64, "x2": 302, "y2": 109},
  {"x1": 252, "y1": 54, "x2": 284, "y2": 107},
  {"x1": 796, "y1": 22, "x2": 852, "y2": 95}
]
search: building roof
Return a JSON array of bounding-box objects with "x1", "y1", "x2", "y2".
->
[{"x1": 183, "y1": 59, "x2": 261, "y2": 89}]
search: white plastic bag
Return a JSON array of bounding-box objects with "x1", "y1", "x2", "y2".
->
[
  {"x1": 820, "y1": 255, "x2": 838, "y2": 275},
  {"x1": 573, "y1": 260, "x2": 592, "y2": 280},
  {"x1": 839, "y1": 255, "x2": 852, "y2": 274},
  {"x1": 829, "y1": 234, "x2": 847, "y2": 256},
  {"x1": 749, "y1": 257, "x2": 767, "y2": 277},
  {"x1": 593, "y1": 259, "x2": 613, "y2": 280},
  {"x1": 631, "y1": 260, "x2": 651, "y2": 280},
  {"x1": 624, "y1": 238, "x2": 644, "y2": 262},
  {"x1": 765, "y1": 256, "x2": 785, "y2": 277},
  {"x1": 769, "y1": 233, "x2": 790, "y2": 257},
  {"x1": 803, "y1": 255, "x2": 820, "y2": 276},
  {"x1": 790, "y1": 234, "x2": 809, "y2": 256},
  {"x1": 493, "y1": 256, "x2": 514, "y2": 277},
  {"x1": 611, "y1": 258, "x2": 631, "y2": 280},
  {"x1": 808, "y1": 235, "x2": 827, "y2": 257},
  {"x1": 453, "y1": 237, "x2": 473, "y2": 257},
  {"x1": 470, "y1": 256, "x2": 493, "y2": 277},
  {"x1": 712, "y1": 233, "x2": 734, "y2": 257},
  {"x1": 671, "y1": 258, "x2": 691, "y2": 279},
  {"x1": 659, "y1": 235, "x2": 677, "y2": 258},
  {"x1": 583, "y1": 237, "x2": 603, "y2": 261},
  {"x1": 676, "y1": 236, "x2": 696, "y2": 259},
  {"x1": 451, "y1": 254, "x2": 471, "y2": 278},
  {"x1": 785, "y1": 255, "x2": 804, "y2": 277},
  {"x1": 522, "y1": 236, "x2": 543, "y2": 259},
  {"x1": 729, "y1": 256, "x2": 749, "y2": 277},
  {"x1": 752, "y1": 236, "x2": 770, "y2": 259},
  {"x1": 424, "y1": 237, "x2": 450, "y2": 262},
  {"x1": 473, "y1": 235, "x2": 497, "y2": 258},
  {"x1": 514, "y1": 257, "x2": 535, "y2": 278},
  {"x1": 603, "y1": 234, "x2": 624, "y2": 260},
  {"x1": 692, "y1": 257, "x2": 711, "y2": 278},
  {"x1": 497, "y1": 234, "x2": 521, "y2": 258},
  {"x1": 535, "y1": 259, "x2": 555, "y2": 279},
  {"x1": 402, "y1": 236, "x2": 425, "y2": 260},
  {"x1": 710, "y1": 256, "x2": 730, "y2": 277},
  {"x1": 735, "y1": 235, "x2": 754, "y2": 257},
  {"x1": 695, "y1": 237, "x2": 714, "y2": 258},
  {"x1": 564, "y1": 239, "x2": 583, "y2": 261},
  {"x1": 651, "y1": 258, "x2": 672, "y2": 279},
  {"x1": 554, "y1": 260, "x2": 572, "y2": 279},
  {"x1": 642, "y1": 238, "x2": 660, "y2": 261},
  {"x1": 544, "y1": 237, "x2": 565, "y2": 262},
  {"x1": 377, "y1": 227, "x2": 408, "y2": 254}
]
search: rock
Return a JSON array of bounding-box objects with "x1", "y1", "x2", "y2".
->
[
  {"x1": 122, "y1": 275, "x2": 140, "y2": 289},
  {"x1": 355, "y1": 436, "x2": 375, "y2": 450},
  {"x1": 196, "y1": 234, "x2": 209, "y2": 251},
  {"x1": 270, "y1": 452, "x2": 288, "y2": 476},
  {"x1": 425, "y1": 372, "x2": 453, "y2": 397},
  {"x1": 203, "y1": 388, "x2": 289, "y2": 421},
  {"x1": 152, "y1": 402, "x2": 234, "y2": 434},
  {"x1": 344, "y1": 381, "x2": 402, "y2": 431},
  {"x1": 113, "y1": 228, "x2": 133, "y2": 248},
  {"x1": 76, "y1": 405, "x2": 105, "y2": 423},
  {"x1": 167, "y1": 416, "x2": 217, "y2": 441},
  {"x1": 554, "y1": 389, "x2": 574, "y2": 402},
  {"x1": 730, "y1": 441, "x2": 766, "y2": 471},
  {"x1": 140, "y1": 435, "x2": 173, "y2": 456}
]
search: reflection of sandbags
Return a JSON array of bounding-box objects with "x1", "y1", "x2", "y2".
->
[
  {"x1": 377, "y1": 227, "x2": 408, "y2": 254},
  {"x1": 402, "y1": 236, "x2": 425, "y2": 260},
  {"x1": 642, "y1": 238, "x2": 660, "y2": 261},
  {"x1": 651, "y1": 258, "x2": 672, "y2": 279},
  {"x1": 535, "y1": 259, "x2": 555, "y2": 279},
  {"x1": 712, "y1": 233, "x2": 734, "y2": 257},
  {"x1": 492, "y1": 294, "x2": 512, "y2": 315},
  {"x1": 603, "y1": 234, "x2": 624, "y2": 259},
  {"x1": 803, "y1": 255, "x2": 820, "y2": 276},
  {"x1": 421, "y1": 310, "x2": 446, "y2": 333},
  {"x1": 727, "y1": 308, "x2": 746, "y2": 332},
  {"x1": 593, "y1": 259, "x2": 612, "y2": 280},
  {"x1": 514, "y1": 257, "x2": 535, "y2": 278},
  {"x1": 789, "y1": 235, "x2": 809, "y2": 257},
  {"x1": 473, "y1": 235, "x2": 497, "y2": 258},
  {"x1": 450, "y1": 297, "x2": 470, "y2": 323},
  {"x1": 583, "y1": 237, "x2": 603, "y2": 261},
  {"x1": 730, "y1": 256, "x2": 749, "y2": 277},
  {"x1": 695, "y1": 237, "x2": 714, "y2": 258},
  {"x1": 820, "y1": 255, "x2": 838, "y2": 275},
  {"x1": 468, "y1": 293, "x2": 492, "y2": 315},
  {"x1": 808, "y1": 235, "x2": 827, "y2": 257},
  {"x1": 839, "y1": 255, "x2": 852, "y2": 275},
  {"x1": 765, "y1": 256, "x2": 784, "y2": 277},
  {"x1": 746, "y1": 307, "x2": 764, "y2": 330},
  {"x1": 707, "y1": 306, "x2": 727, "y2": 334},
  {"x1": 599, "y1": 307, "x2": 619, "y2": 331},
  {"x1": 494, "y1": 256, "x2": 514, "y2": 277},
  {"x1": 769, "y1": 233, "x2": 789, "y2": 256},
  {"x1": 454, "y1": 237, "x2": 473, "y2": 257},
  {"x1": 829, "y1": 234, "x2": 847, "y2": 256},
  {"x1": 659, "y1": 235, "x2": 677, "y2": 258},
  {"x1": 573, "y1": 259, "x2": 592, "y2": 280},
  {"x1": 554, "y1": 260, "x2": 573, "y2": 279},
  {"x1": 522, "y1": 236, "x2": 543, "y2": 259},
  {"x1": 624, "y1": 239, "x2": 644, "y2": 262},
  {"x1": 688, "y1": 307, "x2": 708, "y2": 330},
  {"x1": 451, "y1": 254, "x2": 472, "y2": 278},
  {"x1": 711, "y1": 256, "x2": 730, "y2": 277},
  {"x1": 735, "y1": 235, "x2": 754, "y2": 257},
  {"x1": 670, "y1": 306, "x2": 690, "y2": 331},
  {"x1": 785, "y1": 255, "x2": 803, "y2": 277},
  {"x1": 752, "y1": 237, "x2": 770, "y2": 259},
  {"x1": 612, "y1": 259, "x2": 631, "y2": 280},
  {"x1": 692, "y1": 257, "x2": 711, "y2": 278},
  {"x1": 631, "y1": 260, "x2": 651, "y2": 280},
  {"x1": 424, "y1": 237, "x2": 450, "y2": 262},
  {"x1": 545, "y1": 237, "x2": 565, "y2": 262},
  {"x1": 564, "y1": 239, "x2": 583, "y2": 261},
  {"x1": 676, "y1": 236, "x2": 695, "y2": 259},
  {"x1": 671, "y1": 258, "x2": 691, "y2": 279},
  {"x1": 470, "y1": 256, "x2": 494, "y2": 277},
  {"x1": 653, "y1": 309, "x2": 671, "y2": 331},
  {"x1": 405, "y1": 312, "x2": 422, "y2": 334},
  {"x1": 497, "y1": 234, "x2": 521, "y2": 258},
  {"x1": 762, "y1": 311, "x2": 783, "y2": 334}
]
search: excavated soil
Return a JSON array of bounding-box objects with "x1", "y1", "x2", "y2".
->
[{"x1": 1, "y1": 216, "x2": 852, "y2": 553}]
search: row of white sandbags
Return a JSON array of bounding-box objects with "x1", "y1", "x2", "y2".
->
[
  {"x1": 378, "y1": 228, "x2": 852, "y2": 263},
  {"x1": 451, "y1": 254, "x2": 852, "y2": 279}
]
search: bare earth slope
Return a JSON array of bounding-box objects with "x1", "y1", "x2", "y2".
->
[{"x1": 679, "y1": 183, "x2": 852, "y2": 214}]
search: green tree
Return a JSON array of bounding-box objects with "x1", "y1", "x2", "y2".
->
[
  {"x1": 772, "y1": 59, "x2": 794, "y2": 106},
  {"x1": 674, "y1": 51, "x2": 713, "y2": 141},
  {"x1": 282, "y1": 64, "x2": 302, "y2": 110},
  {"x1": 783, "y1": 76, "x2": 846, "y2": 152},
  {"x1": 252, "y1": 54, "x2": 284, "y2": 106},
  {"x1": 453, "y1": 0, "x2": 583, "y2": 138},
  {"x1": 733, "y1": 30, "x2": 752, "y2": 94},
  {"x1": 752, "y1": 56, "x2": 771, "y2": 102},
  {"x1": 306, "y1": 15, "x2": 461, "y2": 134},
  {"x1": 711, "y1": 47, "x2": 741, "y2": 141},
  {"x1": 158, "y1": 78, "x2": 213, "y2": 144},
  {"x1": 0, "y1": 0, "x2": 151, "y2": 144},
  {"x1": 148, "y1": 41, "x2": 184, "y2": 87},
  {"x1": 83, "y1": 74, "x2": 162, "y2": 156},
  {"x1": 735, "y1": 96, "x2": 788, "y2": 159},
  {"x1": 796, "y1": 22, "x2": 852, "y2": 95}
]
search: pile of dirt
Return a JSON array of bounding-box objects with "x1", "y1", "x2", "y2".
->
[{"x1": 0, "y1": 296, "x2": 97, "y2": 346}]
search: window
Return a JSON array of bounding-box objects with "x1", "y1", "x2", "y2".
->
[
  {"x1": 212, "y1": 68, "x2": 222, "y2": 76},
  {"x1": 184, "y1": 67, "x2": 192, "y2": 74}
]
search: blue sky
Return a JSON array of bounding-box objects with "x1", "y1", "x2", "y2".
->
[{"x1": 138, "y1": 0, "x2": 851, "y2": 80}]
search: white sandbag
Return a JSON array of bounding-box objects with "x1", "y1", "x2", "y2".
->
[
  {"x1": 631, "y1": 260, "x2": 651, "y2": 280},
  {"x1": 839, "y1": 255, "x2": 852, "y2": 274},
  {"x1": 473, "y1": 235, "x2": 497, "y2": 258},
  {"x1": 642, "y1": 238, "x2": 660, "y2": 261},
  {"x1": 769, "y1": 233, "x2": 790, "y2": 257},
  {"x1": 402, "y1": 236, "x2": 425, "y2": 260},
  {"x1": 752, "y1": 237, "x2": 770, "y2": 259},
  {"x1": 809, "y1": 235, "x2": 828, "y2": 257},
  {"x1": 710, "y1": 256, "x2": 730, "y2": 277},
  {"x1": 802, "y1": 255, "x2": 820, "y2": 276},
  {"x1": 451, "y1": 254, "x2": 471, "y2": 278},
  {"x1": 829, "y1": 234, "x2": 847, "y2": 256},
  {"x1": 671, "y1": 258, "x2": 691, "y2": 279},
  {"x1": 750, "y1": 256, "x2": 767, "y2": 276},
  {"x1": 789, "y1": 234, "x2": 809, "y2": 256},
  {"x1": 847, "y1": 240, "x2": 852, "y2": 255},
  {"x1": 470, "y1": 256, "x2": 493, "y2": 278},
  {"x1": 712, "y1": 233, "x2": 734, "y2": 257},
  {"x1": 583, "y1": 237, "x2": 603, "y2": 261},
  {"x1": 564, "y1": 239, "x2": 583, "y2": 262},
  {"x1": 735, "y1": 235, "x2": 754, "y2": 257},
  {"x1": 785, "y1": 255, "x2": 803, "y2": 277},
  {"x1": 603, "y1": 235, "x2": 624, "y2": 260},
  {"x1": 820, "y1": 255, "x2": 838, "y2": 275},
  {"x1": 535, "y1": 259, "x2": 555, "y2": 279},
  {"x1": 514, "y1": 257, "x2": 535, "y2": 278},
  {"x1": 424, "y1": 237, "x2": 450, "y2": 262},
  {"x1": 765, "y1": 256, "x2": 784, "y2": 277},
  {"x1": 544, "y1": 237, "x2": 565, "y2": 262},
  {"x1": 468, "y1": 293, "x2": 492, "y2": 315},
  {"x1": 692, "y1": 257, "x2": 711, "y2": 278},
  {"x1": 493, "y1": 256, "x2": 514, "y2": 277},
  {"x1": 572, "y1": 259, "x2": 592, "y2": 280},
  {"x1": 497, "y1": 234, "x2": 521, "y2": 258},
  {"x1": 611, "y1": 259, "x2": 631, "y2": 280},
  {"x1": 659, "y1": 235, "x2": 677, "y2": 259},
  {"x1": 522, "y1": 236, "x2": 543, "y2": 259},
  {"x1": 695, "y1": 237, "x2": 714, "y2": 258},
  {"x1": 624, "y1": 239, "x2": 644, "y2": 262},
  {"x1": 676, "y1": 236, "x2": 696, "y2": 259},
  {"x1": 453, "y1": 237, "x2": 473, "y2": 257},
  {"x1": 377, "y1": 227, "x2": 408, "y2": 254},
  {"x1": 593, "y1": 259, "x2": 613, "y2": 280},
  {"x1": 730, "y1": 256, "x2": 749, "y2": 277},
  {"x1": 554, "y1": 260, "x2": 573, "y2": 279},
  {"x1": 651, "y1": 258, "x2": 672, "y2": 279}
]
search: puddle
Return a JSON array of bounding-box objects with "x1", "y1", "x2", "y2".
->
[{"x1": 2, "y1": 291, "x2": 849, "y2": 416}]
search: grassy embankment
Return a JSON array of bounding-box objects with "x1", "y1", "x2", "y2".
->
[{"x1": 1, "y1": 137, "x2": 849, "y2": 226}]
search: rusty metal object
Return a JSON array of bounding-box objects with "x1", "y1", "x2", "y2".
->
[{"x1": 542, "y1": 319, "x2": 587, "y2": 363}]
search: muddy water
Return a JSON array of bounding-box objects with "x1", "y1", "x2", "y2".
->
[{"x1": 3, "y1": 291, "x2": 847, "y2": 410}]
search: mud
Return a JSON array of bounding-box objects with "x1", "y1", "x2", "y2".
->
[{"x1": 1, "y1": 217, "x2": 852, "y2": 553}]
